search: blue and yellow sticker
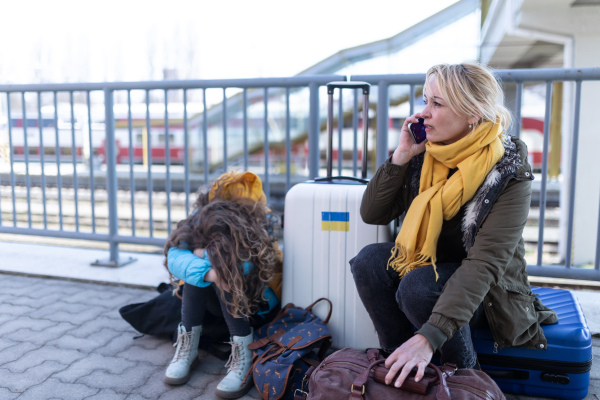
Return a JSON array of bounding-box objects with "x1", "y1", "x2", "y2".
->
[{"x1": 321, "y1": 212, "x2": 350, "y2": 231}]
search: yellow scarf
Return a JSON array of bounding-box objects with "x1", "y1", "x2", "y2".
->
[{"x1": 388, "y1": 121, "x2": 505, "y2": 280}]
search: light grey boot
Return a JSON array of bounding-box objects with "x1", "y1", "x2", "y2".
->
[
  {"x1": 215, "y1": 329, "x2": 254, "y2": 399},
  {"x1": 164, "y1": 323, "x2": 202, "y2": 385}
]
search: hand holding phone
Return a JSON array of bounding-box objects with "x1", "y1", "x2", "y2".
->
[
  {"x1": 392, "y1": 116, "x2": 427, "y2": 165},
  {"x1": 408, "y1": 118, "x2": 427, "y2": 144}
]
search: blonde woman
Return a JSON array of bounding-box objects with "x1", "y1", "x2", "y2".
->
[{"x1": 351, "y1": 63, "x2": 557, "y2": 388}]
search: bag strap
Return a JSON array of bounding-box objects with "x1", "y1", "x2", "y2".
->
[
  {"x1": 317, "y1": 337, "x2": 332, "y2": 361},
  {"x1": 440, "y1": 363, "x2": 457, "y2": 379},
  {"x1": 429, "y1": 364, "x2": 452, "y2": 400},
  {"x1": 305, "y1": 298, "x2": 333, "y2": 324},
  {"x1": 294, "y1": 365, "x2": 316, "y2": 400},
  {"x1": 366, "y1": 348, "x2": 381, "y2": 364},
  {"x1": 301, "y1": 357, "x2": 321, "y2": 368},
  {"x1": 248, "y1": 328, "x2": 286, "y2": 351}
]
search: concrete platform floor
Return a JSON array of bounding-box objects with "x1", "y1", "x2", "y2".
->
[{"x1": 0, "y1": 241, "x2": 598, "y2": 400}]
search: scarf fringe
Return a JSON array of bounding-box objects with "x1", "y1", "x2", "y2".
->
[{"x1": 387, "y1": 244, "x2": 439, "y2": 281}]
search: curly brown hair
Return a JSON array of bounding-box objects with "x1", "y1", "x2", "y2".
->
[{"x1": 164, "y1": 183, "x2": 278, "y2": 319}]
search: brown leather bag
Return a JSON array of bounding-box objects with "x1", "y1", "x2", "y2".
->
[{"x1": 306, "y1": 348, "x2": 505, "y2": 400}]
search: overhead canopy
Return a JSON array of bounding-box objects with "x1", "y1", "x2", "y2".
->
[{"x1": 298, "y1": 0, "x2": 479, "y2": 75}]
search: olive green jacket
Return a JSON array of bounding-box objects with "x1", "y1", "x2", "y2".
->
[{"x1": 360, "y1": 137, "x2": 558, "y2": 352}]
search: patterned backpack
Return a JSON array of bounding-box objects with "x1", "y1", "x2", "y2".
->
[{"x1": 247, "y1": 298, "x2": 332, "y2": 400}]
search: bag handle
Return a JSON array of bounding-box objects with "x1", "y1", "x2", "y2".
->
[
  {"x1": 430, "y1": 364, "x2": 452, "y2": 400},
  {"x1": 366, "y1": 348, "x2": 381, "y2": 364},
  {"x1": 305, "y1": 297, "x2": 333, "y2": 324},
  {"x1": 255, "y1": 298, "x2": 331, "y2": 346},
  {"x1": 348, "y1": 359, "x2": 454, "y2": 400}
]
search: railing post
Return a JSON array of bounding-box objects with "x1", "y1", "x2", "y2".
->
[
  {"x1": 536, "y1": 82, "x2": 553, "y2": 266},
  {"x1": 376, "y1": 81, "x2": 389, "y2": 168},
  {"x1": 91, "y1": 88, "x2": 136, "y2": 268},
  {"x1": 308, "y1": 82, "x2": 320, "y2": 179},
  {"x1": 564, "y1": 81, "x2": 582, "y2": 269}
]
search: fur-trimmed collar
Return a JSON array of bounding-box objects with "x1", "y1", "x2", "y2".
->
[
  {"x1": 461, "y1": 137, "x2": 521, "y2": 252},
  {"x1": 407, "y1": 137, "x2": 524, "y2": 252}
]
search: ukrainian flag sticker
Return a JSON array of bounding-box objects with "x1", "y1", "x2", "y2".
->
[{"x1": 322, "y1": 212, "x2": 350, "y2": 231}]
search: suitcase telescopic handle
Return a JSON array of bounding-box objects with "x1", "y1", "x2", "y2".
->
[
  {"x1": 326, "y1": 81, "x2": 370, "y2": 180},
  {"x1": 326, "y1": 81, "x2": 370, "y2": 95}
]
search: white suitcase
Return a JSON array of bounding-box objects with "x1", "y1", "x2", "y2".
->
[{"x1": 282, "y1": 82, "x2": 392, "y2": 350}]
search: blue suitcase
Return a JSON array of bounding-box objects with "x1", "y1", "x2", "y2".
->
[{"x1": 471, "y1": 286, "x2": 592, "y2": 400}]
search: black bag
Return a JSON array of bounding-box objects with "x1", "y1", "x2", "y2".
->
[
  {"x1": 119, "y1": 283, "x2": 182, "y2": 341},
  {"x1": 119, "y1": 282, "x2": 230, "y2": 356}
]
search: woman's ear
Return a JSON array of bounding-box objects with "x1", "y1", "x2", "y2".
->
[{"x1": 467, "y1": 115, "x2": 481, "y2": 126}]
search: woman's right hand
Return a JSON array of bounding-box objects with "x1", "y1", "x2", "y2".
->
[
  {"x1": 391, "y1": 113, "x2": 427, "y2": 166},
  {"x1": 194, "y1": 248, "x2": 230, "y2": 292},
  {"x1": 384, "y1": 334, "x2": 433, "y2": 388},
  {"x1": 204, "y1": 268, "x2": 230, "y2": 293},
  {"x1": 193, "y1": 248, "x2": 205, "y2": 258}
]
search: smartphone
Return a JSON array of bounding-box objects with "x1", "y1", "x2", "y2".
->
[{"x1": 408, "y1": 118, "x2": 427, "y2": 144}]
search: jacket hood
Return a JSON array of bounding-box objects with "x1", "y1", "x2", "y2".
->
[{"x1": 208, "y1": 171, "x2": 267, "y2": 204}]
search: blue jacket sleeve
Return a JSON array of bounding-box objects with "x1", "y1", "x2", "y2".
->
[
  {"x1": 167, "y1": 247, "x2": 213, "y2": 287},
  {"x1": 257, "y1": 287, "x2": 279, "y2": 317}
]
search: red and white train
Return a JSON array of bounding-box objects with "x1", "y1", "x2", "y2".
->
[
  {"x1": 0, "y1": 107, "x2": 547, "y2": 170},
  {"x1": 0, "y1": 105, "x2": 204, "y2": 166}
]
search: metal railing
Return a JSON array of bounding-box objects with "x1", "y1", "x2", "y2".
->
[
  {"x1": 0, "y1": 76, "x2": 343, "y2": 266},
  {"x1": 1, "y1": 68, "x2": 599, "y2": 280}
]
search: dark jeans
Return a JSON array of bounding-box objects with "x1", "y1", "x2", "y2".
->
[
  {"x1": 350, "y1": 242, "x2": 487, "y2": 369},
  {"x1": 181, "y1": 283, "x2": 277, "y2": 337}
]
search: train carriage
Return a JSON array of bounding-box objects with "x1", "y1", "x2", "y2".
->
[{"x1": 0, "y1": 107, "x2": 546, "y2": 171}]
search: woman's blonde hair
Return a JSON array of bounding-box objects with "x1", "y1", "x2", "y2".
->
[{"x1": 424, "y1": 62, "x2": 512, "y2": 130}]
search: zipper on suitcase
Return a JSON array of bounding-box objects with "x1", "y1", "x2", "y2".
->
[{"x1": 477, "y1": 353, "x2": 592, "y2": 374}]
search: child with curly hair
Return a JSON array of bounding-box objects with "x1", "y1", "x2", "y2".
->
[{"x1": 163, "y1": 172, "x2": 282, "y2": 399}]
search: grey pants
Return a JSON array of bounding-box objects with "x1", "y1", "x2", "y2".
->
[{"x1": 350, "y1": 242, "x2": 487, "y2": 368}]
